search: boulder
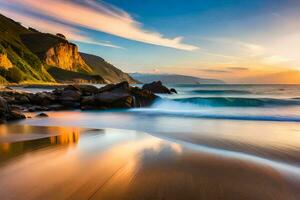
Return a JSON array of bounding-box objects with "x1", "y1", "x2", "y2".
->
[
  {"x1": 0, "y1": 96, "x2": 9, "y2": 114},
  {"x1": 142, "y1": 81, "x2": 171, "y2": 94},
  {"x1": 0, "y1": 97, "x2": 9, "y2": 122},
  {"x1": 29, "y1": 92, "x2": 56, "y2": 106},
  {"x1": 77, "y1": 85, "x2": 99, "y2": 95},
  {"x1": 98, "y1": 81, "x2": 130, "y2": 93},
  {"x1": 36, "y1": 112, "x2": 49, "y2": 117},
  {"x1": 170, "y1": 88, "x2": 177, "y2": 94},
  {"x1": 94, "y1": 92, "x2": 134, "y2": 108},
  {"x1": 130, "y1": 87, "x2": 158, "y2": 107},
  {"x1": 7, "y1": 110, "x2": 26, "y2": 120},
  {"x1": 59, "y1": 90, "x2": 81, "y2": 102},
  {"x1": 28, "y1": 106, "x2": 49, "y2": 112}
]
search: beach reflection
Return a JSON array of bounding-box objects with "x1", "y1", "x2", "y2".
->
[
  {"x1": 0, "y1": 126, "x2": 82, "y2": 162},
  {"x1": 1, "y1": 125, "x2": 300, "y2": 199}
]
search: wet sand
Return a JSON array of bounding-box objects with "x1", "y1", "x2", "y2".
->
[{"x1": 1, "y1": 125, "x2": 300, "y2": 200}]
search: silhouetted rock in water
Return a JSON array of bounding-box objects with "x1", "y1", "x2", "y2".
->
[
  {"x1": 142, "y1": 81, "x2": 172, "y2": 94},
  {"x1": 170, "y1": 88, "x2": 177, "y2": 94},
  {"x1": 36, "y1": 113, "x2": 49, "y2": 117}
]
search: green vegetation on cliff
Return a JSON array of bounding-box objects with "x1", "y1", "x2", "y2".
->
[
  {"x1": 0, "y1": 13, "x2": 137, "y2": 84},
  {"x1": 0, "y1": 14, "x2": 55, "y2": 83}
]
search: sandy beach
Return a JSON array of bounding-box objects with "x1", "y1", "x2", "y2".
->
[{"x1": 1, "y1": 124, "x2": 300, "y2": 200}]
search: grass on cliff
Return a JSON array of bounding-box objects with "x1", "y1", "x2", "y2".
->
[{"x1": 0, "y1": 14, "x2": 55, "y2": 83}]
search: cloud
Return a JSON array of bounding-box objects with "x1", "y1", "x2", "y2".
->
[
  {"x1": 202, "y1": 37, "x2": 265, "y2": 56},
  {"x1": 5, "y1": 0, "x2": 198, "y2": 51},
  {"x1": 198, "y1": 69, "x2": 230, "y2": 73},
  {"x1": 0, "y1": 6, "x2": 122, "y2": 49},
  {"x1": 226, "y1": 67, "x2": 249, "y2": 71},
  {"x1": 262, "y1": 55, "x2": 292, "y2": 65}
]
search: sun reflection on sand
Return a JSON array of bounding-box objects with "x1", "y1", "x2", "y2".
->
[
  {"x1": 49, "y1": 127, "x2": 80, "y2": 145},
  {"x1": 0, "y1": 126, "x2": 83, "y2": 161}
]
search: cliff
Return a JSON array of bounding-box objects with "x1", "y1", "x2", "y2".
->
[
  {"x1": 0, "y1": 13, "x2": 136, "y2": 84},
  {"x1": 0, "y1": 14, "x2": 55, "y2": 83},
  {"x1": 0, "y1": 53, "x2": 12, "y2": 69},
  {"x1": 21, "y1": 32, "x2": 92, "y2": 74}
]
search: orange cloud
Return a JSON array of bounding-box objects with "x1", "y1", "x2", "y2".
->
[
  {"x1": 7, "y1": 0, "x2": 198, "y2": 51},
  {"x1": 0, "y1": 7, "x2": 122, "y2": 49}
]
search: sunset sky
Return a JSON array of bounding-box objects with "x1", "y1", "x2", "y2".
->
[{"x1": 1, "y1": 0, "x2": 300, "y2": 83}]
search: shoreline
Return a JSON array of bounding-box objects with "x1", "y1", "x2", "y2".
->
[{"x1": 0, "y1": 124, "x2": 299, "y2": 200}]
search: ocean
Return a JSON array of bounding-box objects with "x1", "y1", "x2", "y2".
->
[
  {"x1": 2, "y1": 84, "x2": 300, "y2": 199},
  {"x1": 13, "y1": 84, "x2": 300, "y2": 164},
  {"x1": 0, "y1": 85, "x2": 300, "y2": 200}
]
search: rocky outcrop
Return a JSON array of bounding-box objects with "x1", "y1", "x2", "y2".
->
[
  {"x1": 0, "y1": 53, "x2": 12, "y2": 69},
  {"x1": 142, "y1": 81, "x2": 177, "y2": 94},
  {"x1": 0, "y1": 82, "x2": 163, "y2": 114},
  {"x1": 0, "y1": 81, "x2": 177, "y2": 123},
  {"x1": 0, "y1": 96, "x2": 25, "y2": 123},
  {"x1": 45, "y1": 42, "x2": 92, "y2": 73}
]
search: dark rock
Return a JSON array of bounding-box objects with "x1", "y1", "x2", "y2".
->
[
  {"x1": 59, "y1": 90, "x2": 81, "y2": 102},
  {"x1": 29, "y1": 92, "x2": 55, "y2": 106},
  {"x1": 63, "y1": 85, "x2": 80, "y2": 91},
  {"x1": 7, "y1": 110, "x2": 26, "y2": 121},
  {"x1": 36, "y1": 113, "x2": 49, "y2": 117},
  {"x1": 142, "y1": 81, "x2": 171, "y2": 94},
  {"x1": 130, "y1": 87, "x2": 158, "y2": 107},
  {"x1": 0, "y1": 96, "x2": 9, "y2": 114},
  {"x1": 170, "y1": 88, "x2": 177, "y2": 94},
  {"x1": 94, "y1": 92, "x2": 134, "y2": 108},
  {"x1": 77, "y1": 85, "x2": 99, "y2": 95},
  {"x1": 98, "y1": 81, "x2": 129, "y2": 93},
  {"x1": 28, "y1": 106, "x2": 49, "y2": 112},
  {"x1": 48, "y1": 104, "x2": 66, "y2": 111}
]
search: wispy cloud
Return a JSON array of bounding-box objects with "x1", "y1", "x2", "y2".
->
[
  {"x1": 0, "y1": 5, "x2": 122, "y2": 49},
  {"x1": 226, "y1": 67, "x2": 249, "y2": 71},
  {"x1": 202, "y1": 37, "x2": 265, "y2": 56},
  {"x1": 198, "y1": 69, "x2": 230, "y2": 73},
  {"x1": 4, "y1": 0, "x2": 198, "y2": 51}
]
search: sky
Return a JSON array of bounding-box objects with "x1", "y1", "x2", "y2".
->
[{"x1": 1, "y1": 0, "x2": 300, "y2": 83}]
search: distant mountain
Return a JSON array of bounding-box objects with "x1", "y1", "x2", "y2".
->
[
  {"x1": 130, "y1": 73, "x2": 225, "y2": 84},
  {"x1": 0, "y1": 13, "x2": 137, "y2": 84}
]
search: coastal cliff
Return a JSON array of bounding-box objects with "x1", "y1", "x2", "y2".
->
[
  {"x1": 0, "y1": 13, "x2": 137, "y2": 84},
  {"x1": 44, "y1": 42, "x2": 92, "y2": 74}
]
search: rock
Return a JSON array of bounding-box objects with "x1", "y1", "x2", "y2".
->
[
  {"x1": 0, "y1": 96, "x2": 9, "y2": 114},
  {"x1": 29, "y1": 92, "x2": 56, "y2": 106},
  {"x1": 63, "y1": 85, "x2": 81, "y2": 91},
  {"x1": 36, "y1": 113, "x2": 49, "y2": 117},
  {"x1": 7, "y1": 110, "x2": 26, "y2": 120},
  {"x1": 48, "y1": 104, "x2": 66, "y2": 111},
  {"x1": 0, "y1": 97, "x2": 9, "y2": 122},
  {"x1": 170, "y1": 88, "x2": 177, "y2": 94},
  {"x1": 130, "y1": 87, "x2": 158, "y2": 107},
  {"x1": 98, "y1": 81, "x2": 130, "y2": 93},
  {"x1": 28, "y1": 106, "x2": 49, "y2": 112},
  {"x1": 59, "y1": 90, "x2": 81, "y2": 102},
  {"x1": 142, "y1": 81, "x2": 171, "y2": 94},
  {"x1": 66, "y1": 84, "x2": 99, "y2": 95},
  {"x1": 94, "y1": 92, "x2": 134, "y2": 108}
]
